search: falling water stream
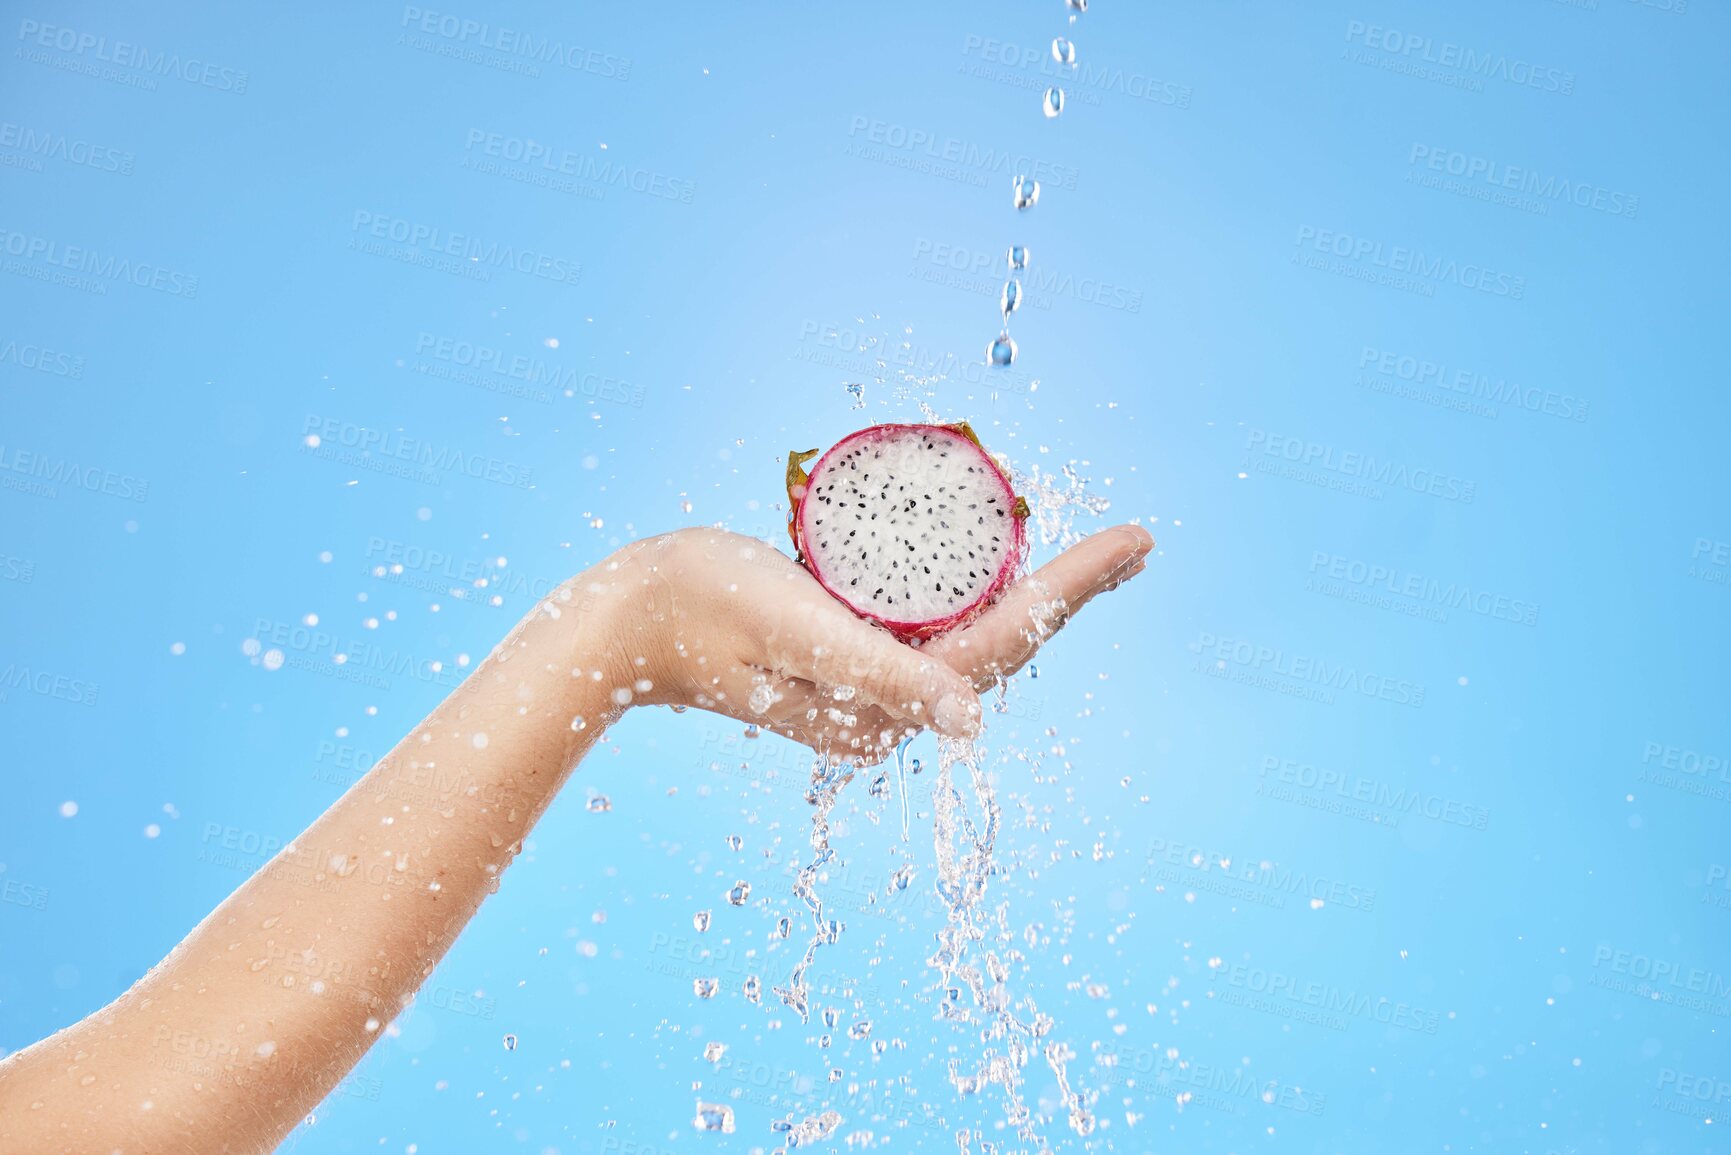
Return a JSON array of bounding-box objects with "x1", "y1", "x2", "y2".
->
[
  {"x1": 745, "y1": 453, "x2": 1117, "y2": 1149},
  {"x1": 987, "y1": 3, "x2": 1081, "y2": 368},
  {"x1": 746, "y1": 6, "x2": 1111, "y2": 1147},
  {"x1": 926, "y1": 735, "x2": 1098, "y2": 1146}
]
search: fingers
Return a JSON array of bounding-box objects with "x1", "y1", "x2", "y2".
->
[
  {"x1": 925, "y1": 524, "x2": 1152, "y2": 687},
  {"x1": 757, "y1": 596, "x2": 983, "y2": 739}
]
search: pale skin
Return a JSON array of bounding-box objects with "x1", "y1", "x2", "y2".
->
[{"x1": 0, "y1": 523, "x2": 1152, "y2": 1154}]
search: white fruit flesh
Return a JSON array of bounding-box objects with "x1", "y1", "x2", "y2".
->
[{"x1": 800, "y1": 426, "x2": 1017, "y2": 626}]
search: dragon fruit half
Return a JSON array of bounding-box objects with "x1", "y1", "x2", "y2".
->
[{"x1": 786, "y1": 422, "x2": 1030, "y2": 641}]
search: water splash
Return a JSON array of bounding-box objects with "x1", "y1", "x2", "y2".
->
[
  {"x1": 1016, "y1": 461, "x2": 1114, "y2": 550},
  {"x1": 774, "y1": 1109, "x2": 843, "y2": 1147},
  {"x1": 1045, "y1": 1041, "x2": 1095, "y2": 1135},
  {"x1": 693, "y1": 1101, "x2": 736, "y2": 1132},
  {"x1": 894, "y1": 734, "x2": 916, "y2": 841},
  {"x1": 772, "y1": 753, "x2": 854, "y2": 1021},
  {"x1": 927, "y1": 735, "x2": 1094, "y2": 1146}
]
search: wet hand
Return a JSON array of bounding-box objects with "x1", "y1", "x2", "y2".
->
[
  {"x1": 588, "y1": 528, "x2": 984, "y2": 762},
  {"x1": 585, "y1": 524, "x2": 1152, "y2": 763}
]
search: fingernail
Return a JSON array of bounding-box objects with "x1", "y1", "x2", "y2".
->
[{"x1": 934, "y1": 693, "x2": 981, "y2": 739}]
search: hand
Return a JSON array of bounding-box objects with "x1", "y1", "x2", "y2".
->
[{"x1": 583, "y1": 524, "x2": 1153, "y2": 763}]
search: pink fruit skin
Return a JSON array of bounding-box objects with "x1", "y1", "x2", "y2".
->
[{"x1": 790, "y1": 423, "x2": 1027, "y2": 642}]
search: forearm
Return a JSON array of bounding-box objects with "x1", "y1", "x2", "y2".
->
[{"x1": 0, "y1": 578, "x2": 625, "y2": 1154}]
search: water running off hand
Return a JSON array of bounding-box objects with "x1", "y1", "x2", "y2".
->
[{"x1": 929, "y1": 735, "x2": 1095, "y2": 1147}]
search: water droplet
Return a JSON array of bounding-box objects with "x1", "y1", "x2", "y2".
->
[
  {"x1": 1067, "y1": 0, "x2": 1087, "y2": 11},
  {"x1": 1029, "y1": 663, "x2": 1040, "y2": 679},
  {"x1": 1043, "y1": 87, "x2": 1066, "y2": 118},
  {"x1": 502, "y1": 1033, "x2": 517, "y2": 1050},
  {"x1": 747, "y1": 683, "x2": 776, "y2": 715},
  {"x1": 1001, "y1": 279, "x2": 1023, "y2": 317},
  {"x1": 692, "y1": 1101, "x2": 736, "y2": 1133},
  {"x1": 1012, "y1": 175, "x2": 1040, "y2": 210},
  {"x1": 845, "y1": 382, "x2": 864, "y2": 409},
  {"x1": 726, "y1": 880, "x2": 751, "y2": 906},
  {"x1": 587, "y1": 794, "x2": 612, "y2": 813},
  {"x1": 743, "y1": 975, "x2": 762, "y2": 1003},
  {"x1": 703, "y1": 1041, "x2": 727, "y2": 1062},
  {"x1": 1052, "y1": 37, "x2": 1076, "y2": 65},
  {"x1": 774, "y1": 916, "x2": 792, "y2": 939},
  {"x1": 725, "y1": 834, "x2": 743, "y2": 851},
  {"x1": 693, "y1": 910, "x2": 712, "y2": 933},
  {"x1": 569, "y1": 715, "x2": 587, "y2": 732},
  {"x1": 848, "y1": 1021, "x2": 873, "y2": 1040},
  {"x1": 988, "y1": 333, "x2": 1018, "y2": 367},
  {"x1": 1007, "y1": 245, "x2": 1030, "y2": 273},
  {"x1": 909, "y1": 758, "x2": 923, "y2": 775},
  {"x1": 782, "y1": 1110, "x2": 844, "y2": 1146},
  {"x1": 693, "y1": 977, "x2": 719, "y2": 999},
  {"x1": 743, "y1": 722, "x2": 761, "y2": 739}
]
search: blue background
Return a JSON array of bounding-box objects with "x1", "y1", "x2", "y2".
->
[{"x1": 3, "y1": 1, "x2": 1728, "y2": 1152}]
